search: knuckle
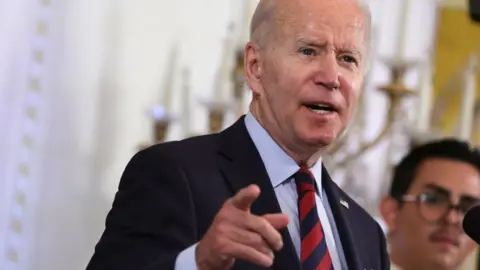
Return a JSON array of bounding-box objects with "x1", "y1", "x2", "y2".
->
[
  {"x1": 256, "y1": 218, "x2": 270, "y2": 231},
  {"x1": 216, "y1": 210, "x2": 228, "y2": 222},
  {"x1": 215, "y1": 238, "x2": 229, "y2": 253},
  {"x1": 217, "y1": 206, "x2": 233, "y2": 222},
  {"x1": 216, "y1": 222, "x2": 229, "y2": 235},
  {"x1": 249, "y1": 233, "x2": 264, "y2": 246}
]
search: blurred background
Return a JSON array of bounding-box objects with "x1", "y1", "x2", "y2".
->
[{"x1": 1, "y1": 0, "x2": 480, "y2": 269}]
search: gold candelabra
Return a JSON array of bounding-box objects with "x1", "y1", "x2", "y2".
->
[
  {"x1": 152, "y1": 119, "x2": 170, "y2": 143},
  {"x1": 139, "y1": 120, "x2": 171, "y2": 150},
  {"x1": 232, "y1": 48, "x2": 246, "y2": 118},
  {"x1": 208, "y1": 109, "x2": 226, "y2": 133},
  {"x1": 329, "y1": 59, "x2": 417, "y2": 167},
  {"x1": 139, "y1": 43, "x2": 179, "y2": 149},
  {"x1": 202, "y1": 45, "x2": 245, "y2": 135},
  {"x1": 202, "y1": 100, "x2": 231, "y2": 134},
  {"x1": 139, "y1": 106, "x2": 175, "y2": 150}
]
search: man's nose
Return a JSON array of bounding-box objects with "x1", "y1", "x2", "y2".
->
[
  {"x1": 313, "y1": 54, "x2": 340, "y2": 90},
  {"x1": 444, "y1": 206, "x2": 463, "y2": 224}
]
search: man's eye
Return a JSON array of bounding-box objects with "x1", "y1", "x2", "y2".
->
[
  {"x1": 340, "y1": 55, "x2": 357, "y2": 64},
  {"x1": 300, "y1": 48, "x2": 316, "y2": 56},
  {"x1": 421, "y1": 193, "x2": 446, "y2": 205}
]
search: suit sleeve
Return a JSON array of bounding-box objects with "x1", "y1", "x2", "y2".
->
[{"x1": 86, "y1": 146, "x2": 198, "y2": 270}]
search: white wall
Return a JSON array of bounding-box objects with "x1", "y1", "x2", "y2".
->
[{"x1": 0, "y1": 0, "x2": 442, "y2": 269}]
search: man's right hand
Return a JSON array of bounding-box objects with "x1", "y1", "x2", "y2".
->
[{"x1": 195, "y1": 184, "x2": 290, "y2": 270}]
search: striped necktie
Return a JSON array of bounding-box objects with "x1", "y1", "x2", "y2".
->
[{"x1": 294, "y1": 167, "x2": 333, "y2": 270}]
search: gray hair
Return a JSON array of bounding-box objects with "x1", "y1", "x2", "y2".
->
[{"x1": 249, "y1": 0, "x2": 373, "y2": 67}]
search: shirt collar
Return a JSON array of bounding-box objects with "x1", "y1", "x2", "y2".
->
[{"x1": 244, "y1": 112, "x2": 323, "y2": 195}]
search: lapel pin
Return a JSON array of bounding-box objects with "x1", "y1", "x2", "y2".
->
[{"x1": 340, "y1": 200, "x2": 349, "y2": 209}]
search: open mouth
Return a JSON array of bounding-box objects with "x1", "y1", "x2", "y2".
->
[{"x1": 305, "y1": 103, "x2": 337, "y2": 114}]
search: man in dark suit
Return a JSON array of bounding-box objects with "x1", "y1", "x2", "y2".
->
[{"x1": 87, "y1": 0, "x2": 389, "y2": 269}]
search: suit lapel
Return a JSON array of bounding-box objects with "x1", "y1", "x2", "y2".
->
[
  {"x1": 218, "y1": 117, "x2": 301, "y2": 270},
  {"x1": 322, "y1": 166, "x2": 363, "y2": 270}
]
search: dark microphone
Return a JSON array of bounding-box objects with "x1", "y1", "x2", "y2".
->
[
  {"x1": 470, "y1": 0, "x2": 480, "y2": 22},
  {"x1": 463, "y1": 205, "x2": 480, "y2": 245}
]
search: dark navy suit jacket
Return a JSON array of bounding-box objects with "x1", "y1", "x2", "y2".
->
[{"x1": 86, "y1": 116, "x2": 390, "y2": 270}]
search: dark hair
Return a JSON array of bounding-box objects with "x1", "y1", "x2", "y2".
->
[{"x1": 389, "y1": 138, "x2": 480, "y2": 199}]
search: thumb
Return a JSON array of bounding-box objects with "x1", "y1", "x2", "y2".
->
[
  {"x1": 263, "y1": 213, "x2": 289, "y2": 229},
  {"x1": 229, "y1": 184, "x2": 261, "y2": 211}
]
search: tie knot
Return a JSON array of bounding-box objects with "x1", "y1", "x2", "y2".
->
[{"x1": 294, "y1": 167, "x2": 316, "y2": 194}]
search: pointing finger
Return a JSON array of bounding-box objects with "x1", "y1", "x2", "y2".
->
[
  {"x1": 263, "y1": 213, "x2": 289, "y2": 230},
  {"x1": 229, "y1": 184, "x2": 261, "y2": 211}
]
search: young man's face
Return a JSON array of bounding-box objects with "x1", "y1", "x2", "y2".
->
[{"x1": 381, "y1": 158, "x2": 480, "y2": 270}]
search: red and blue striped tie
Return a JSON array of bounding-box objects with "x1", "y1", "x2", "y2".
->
[{"x1": 295, "y1": 167, "x2": 333, "y2": 270}]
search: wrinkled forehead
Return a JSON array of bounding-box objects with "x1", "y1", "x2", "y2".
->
[
  {"x1": 274, "y1": 0, "x2": 368, "y2": 44},
  {"x1": 278, "y1": 0, "x2": 366, "y2": 21}
]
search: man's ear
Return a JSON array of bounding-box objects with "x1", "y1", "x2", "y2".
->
[
  {"x1": 244, "y1": 41, "x2": 263, "y2": 97},
  {"x1": 379, "y1": 196, "x2": 400, "y2": 234}
]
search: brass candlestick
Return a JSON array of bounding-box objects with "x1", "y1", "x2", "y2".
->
[
  {"x1": 232, "y1": 48, "x2": 246, "y2": 117},
  {"x1": 139, "y1": 106, "x2": 176, "y2": 150},
  {"x1": 202, "y1": 100, "x2": 231, "y2": 134},
  {"x1": 208, "y1": 109, "x2": 226, "y2": 133},
  {"x1": 153, "y1": 119, "x2": 170, "y2": 143}
]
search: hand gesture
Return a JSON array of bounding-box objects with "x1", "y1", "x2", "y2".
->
[{"x1": 195, "y1": 184, "x2": 289, "y2": 270}]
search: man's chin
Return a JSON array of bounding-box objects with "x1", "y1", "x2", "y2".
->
[
  {"x1": 302, "y1": 133, "x2": 337, "y2": 149},
  {"x1": 428, "y1": 252, "x2": 460, "y2": 270}
]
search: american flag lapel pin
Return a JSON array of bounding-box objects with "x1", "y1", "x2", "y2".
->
[{"x1": 340, "y1": 200, "x2": 349, "y2": 209}]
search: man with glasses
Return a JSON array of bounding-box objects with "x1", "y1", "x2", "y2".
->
[{"x1": 379, "y1": 138, "x2": 480, "y2": 270}]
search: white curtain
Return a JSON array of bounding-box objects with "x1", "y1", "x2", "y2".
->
[
  {"x1": 0, "y1": 0, "x2": 253, "y2": 269},
  {"x1": 0, "y1": 1, "x2": 55, "y2": 269}
]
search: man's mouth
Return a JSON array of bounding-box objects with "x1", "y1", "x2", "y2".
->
[
  {"x1": 305, "y1": 103, "x2": 337, "y2": 114},
  {"x1": 429, "y1": 233, "x2": 461, "y2": 248}
]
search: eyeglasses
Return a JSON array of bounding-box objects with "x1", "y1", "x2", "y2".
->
[{"x1": 398, "y1": 192, "x2": 480, "y2": 224}]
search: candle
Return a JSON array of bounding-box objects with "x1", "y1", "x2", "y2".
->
[
  {"x1": 214, "y1": 33, "x2": 234, "y2": 100},
  {"x1": 240, "y1": 0, "x2": 252, "y2": 43},
  {"x1": 396, "y1": 0, "x2": 410, "y2": 60},
  {"x1": 162, "y1": 45, "x2": 178, "y2": 111},
  {"x1": 459, "y1": 54, "x2": 477, "y2": 140},
  {"x1": 417, "y1": 60, "x2": 433, "y2": 131}
]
